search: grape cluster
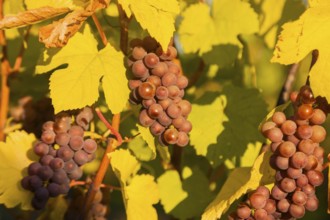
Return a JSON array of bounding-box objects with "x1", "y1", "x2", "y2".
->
[
  {"x1": 127, "y1": 37, "x2": 192, "y2": 147},
  {"x1": 230, "y1": 85, "x2": 327, "y2": 220},
  {"x1": 21, "y1": 107, "x2": 97, "y2": 210}
]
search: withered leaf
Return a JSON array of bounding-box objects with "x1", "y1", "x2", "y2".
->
[
  {"x1": 39, "y1": 0, "x2": 110, "y2": 48},
  {"x1": 0, "y1": 6, "x2": 70, "y2": 29}
]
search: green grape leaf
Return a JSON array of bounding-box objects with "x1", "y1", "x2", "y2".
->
[
  {"x1": 36, "y1": 24, "x2": 128, "y2": 114},
  {"x1": 271, "y1": 1, "x2": 330, "y2": 102},
  {"x1": 207, "y1": 86, "x2": 268, "y2": 167},
  {"x1": 128, "y1": 134, "x2": 155, "y2": 161},
  {"x1": 157, "y1": 170, "x2": 188, "y2": 213},
  {"x1": 0, "y1": 131, "x2": 37, "y2": 210},
  {"x1": 118, "y1": 0, "x2": 180, "y2": 50},
  {"x1": 202, "y1": 44, "x2": 240, "y2": 68},
  {"x1": 125, "y1": 174, "x2": 160, "y2": 220},
  {"x1": 168, "y1": 166, "x2": 215, "y2": 219},
  {"x1": 202, "y1": 151, "x2": 274, "y2": 220},
  {"x1": 24, "y1": 0, "x2": 88, "y2": 10},
  {"x1": 136, "y1": 124, "x2": 156, "y2": 159},
  {"x1": 108, "y1": 149, "x2": 141, "y2": 184},
  {"x1": 189, "y1": 94, "x2": 228, "y2": 156},
  {"x1": 36, "y1": 196, "x2": 68, "y2": 220},
  {"x1": 178, "y1": 0, "x2": 258, "y2": 55}
]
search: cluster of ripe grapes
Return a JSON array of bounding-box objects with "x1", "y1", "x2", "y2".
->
[
  {"x1": 21, "y1": 107, "x2": 98, "y2": 209},
  {"x1": 127, "y1": 37, "x2": 192, "y2": 147},
  {"x1": 65, "y1": 188, "x2": 107, "y2": 220},
  {"x1": 230, "y1": 85, "x2": 327, "y2": 220}
]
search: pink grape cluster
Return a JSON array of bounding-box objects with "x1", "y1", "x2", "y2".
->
[
  {"x1": 127, "y1": 37, "x2": 192, "y2": 147},
  {"x1": 230, "y1": 85, "x2": 326, "y2": 220},
  {"x1": 21, "y1": 107, "x2": 98, "y2": 210}
]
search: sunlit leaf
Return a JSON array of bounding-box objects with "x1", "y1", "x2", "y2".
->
[
  {"x1": 137, "y1": 124, "x2": 156, "y2": 159},
  {"x1": 0, "y1": 131, "x2": 37, "y2": 210},
  {"x1": 202, "y1": 151, "x2": 274, "y2": 220}
]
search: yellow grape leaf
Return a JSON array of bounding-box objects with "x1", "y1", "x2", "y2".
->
[
  {"x1": 271, "y1": 2, "x2": 330, "y2": 101},
  {"x1": 118, "y1": 0, "x2": 180, "y2": 50},
  {"x1": 125, "y1": 174, "x2": 160, "y2": 220},
  {"x1": 189, "y1": 95, "x2": 228, "y2": 156},
  {"x1": 24, "y1": 0, "x2": 88, "y2": 10},
  {"x1": 157, "y1": 170, "x2": 188, "y2": 213},
  {"x1": 128, "y1": 135, "x2": 155, "y2": 161},
  {"x1": 202, "y1": 151, "x2": 274, "y2": 220},
  {"x1": 108, "y1": 149, "x2": 141, "y2": 184},
  {"x1": 0, "y1": 131, "x2": 37, "y2": 210},
  {"x1": 36, "y1": 24, "x2": 128, "y2": 114},
  {"x1": 178, "y1": 0, "x2": 258, "y2": 55},
  {"x1": 136, "y1": 124, "x2": 156, "y2": 159}
]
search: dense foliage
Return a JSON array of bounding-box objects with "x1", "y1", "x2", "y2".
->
[{"x1": 0, "y1": 0, "x2": 329, "y2": 220}]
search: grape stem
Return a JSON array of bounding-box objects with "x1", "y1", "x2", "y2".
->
[
  {"x1": 95, "y1": 108, "x2": 123, "y2": 145},
  {"x1": 70, "y1": 180, "x2": 121, "y2": 191},
  {"x1": 117, "y1": 4, "x2": 130, "y2": 55}
]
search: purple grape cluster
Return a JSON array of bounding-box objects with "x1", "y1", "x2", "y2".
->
[
  {"x1": 21, "y1": 107, "x2": 97, "y2": 210},
  {"x1": 127, "y1": 37, "x2": 192, "y2": 147},
  {"x1": 230, "y1": 85, "x2": 326, "y2": 220}
]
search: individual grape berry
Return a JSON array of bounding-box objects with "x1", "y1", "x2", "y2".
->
[
  {"x1": 305, "y1": 196, "x2": 319, "y2": 211},
  {"x1": 157, "y1": 112, "x2": 172, "y2": 127},
  {"x1": 55, "y1": 133, "x2": 71, "y2": 146},
  {"x1": 54, "y1": 116, "x2": 71, "y2": 134},
  {"x1": 249, "y1": 193, "x2": 267, "y2": 209},
  {"x1": 298, "y1": 139, "x2": 315, "y2": 155},
  {"x1": 310, "y1": 125, "x2": 326, "y2": 143},
  {"x1": 35, "y1": 187, "x2": 50, "y2": 202},
  {"x1": 150, "y1": 122, "x2": 165, "y2": 136},
  {"x1": 51, "y1": 169, "x2": 69, "y2": 185},
  {"x1": 83, "y1": 139, "x2": 97, "y2": 153},
  {"x1": 41, "y1": 130, "x2": 56, "y2": 144},
  {"x1": 158, "y1": 98, "x2": 172, "y2": 110},
  {"x1": 68, "y1": 167, "x2": 83, "y2": 180},
  {"x1": 177, "y1": 132, "x2": 189, "y2": 147},
  {"x1": 302, "y1": 184, "x2": 316, "y2": 196},
  {"x1": 151, "y1": 62, "x2": 168, "y2": 77},
  {"x1": 265, "y1": 127, "x2": 283, "y2": 142},
  {"x1": 147, "y1": 103, "x2": 164, "y2": 119},
  {"x1": 179, "y1": 120, "x2": 192, "y2": 133},
  {"x1": 236, "y1": 204, "x2": 251, "y2": 219},
  {"x1": 292, "y1": 190, "x2": 307, "y2": 206},
  {"x1": 271, "y1": 184, "x2": 288, "y2": 200},
  {"x1": 42, "y1": 121, "x2": 54, "y2": 131},
  {"x1": 310, "y1": 109, "x2": 326, "y2": 125},
  {"x1": 277, "y1": 199, "x2": 290, "y2": 213},
  {"x1": 254, "y1": 208, "x2": 268, "y2": 219},
  {"x1": 172, "y1": 116, "x2": 185, "y2": 130},
  {"x1": 74, "y1": 150, "x2": 89, "y2": 166},
  {"x1": 299, "y1": 85, "x2": 314, "y2": 104},
  {"x1": 296, "y1": 124, "x2": 313, "y2": 139},
  {"x1": 272, "y1": 112, "x2": 286, "y2": 125},
  {"x1": 139, "y1": 109, "x2": 155, "y2": 127},
  {"x1": 32, "y1": 196, "x2": 47, "y2": 210},
  {"x1": 21, "y1": 176, "x2": 31, "y2": 190},
  {"x1": 285, "y1": 134, "x2": 300, "y2": 145},
  {"x1": 163, "y1": 128, "x2": 179, "y2": 145},
  {"x1": 261, "y1": 121, "x2": 276, "y2": 135},
  {"x1": 161, "y1": 72, "x2": 177, "y2": 87},
  {"x1": 50, "y1": 158, "x2": 65, "y2": 171},
  {"x1": 146, "y1": 75, "x2": 161, "y2": 87},
  {"x1": 178, "y1": 100, "x2": 192, "y2": 117},
  {"x1": 128, "y1": 79, "x2": 142, "y2": 90},
  {"x1": 280, "y1": 120, "x2": 297, "y2": 135},
  {"x1": 277, "y1": 141, "x2": 296, "y2": 157},
  {"x1": 132, "y1": 46, "x2": 147, "y2": 60},
  {"x1": 297, "y1": 104, "x2": 314, "y2": 120},
  {"x1": 33, "y1": 142, "x2": 50, "y2": 156},
  {"x1": 289, "y1": 204, "x2": 305, "y2": 218},
  {"x1": 64, "y1": 159, "x2": 78, "y2": 173},
  {"x1": 313, "y1": 146, "x2": 324, "y2": 160},
  {"x1": 28, "y1": 162, "x2": 42, "y2": 175},
  {"x1": 296, "y1": 174, "x2": 309, "y2": 187},
  {"x1": 57, "y1": 146, "x2": 74, "y2": 161},
  {"x1": 166, "y1": 104, "x2": 181, "y2": 119},
  {"x1": 273, "y1": 155, "x2": 289, "y2": 170},
  {"x1": 144, "y1": 53, "x2": 159, "y2": 68},
  {"x1": 138, "y1": 82, "x2": 156, "y2": 99},
  {"x1": 40, "y1": 155, "x2": 54, "y2": 166},
  {"x1": 177, "y1": 75, "x2": 189, "y2": 89},
  {"x1": 37, "y1": 165, "x2": 54, "y2": 180},
  {"x1": 264, "y1": 199, "x2": 276, "y2": 214},
  {"x1": 142, "y1": 98, "x2": 156, "y2": 109},
  {"x1": 47, "y1": 182, "x2": 62, "y2": 197},
  {"x1": 29, "y1": 175, "x2": 43, "y2": 191},
  {"x1": 290, "y1": 152, "x2": 308, "y2": 169},
  {"x1": 286, "y1": 167, "x2": 302, "y2": 179},
  {"x1": 155, "y1": 86, "x2": 169, "y2": 100},
  {"x1": 306, "y1": 170, "x2": 324, "y2": 186},
  {"x1": 131, "y1": 60, "x2": 148, "y2": 78},
  {"x1": 167, "y1": 85, "x2": 181, "y2": 99},
  {"x1": 69, "y1": 135, "x2": 84, "y2": 151},
  {"x1": 304, "y1": 155, "x2": 318, "y2": 170},
  {"x1": 280, "y1": 177, "x2": 296, "y2": 193}
]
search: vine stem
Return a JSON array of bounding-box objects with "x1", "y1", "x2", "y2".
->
[
  {"x1": 81, "y1": 14, "x2": 123, "y2": 219},
  {"x1": 117, "y1": 4, "x2": 129, "y2": 55},
  {"x1": 0, "y1": 0, "x2": 11, "y2": 141}
]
